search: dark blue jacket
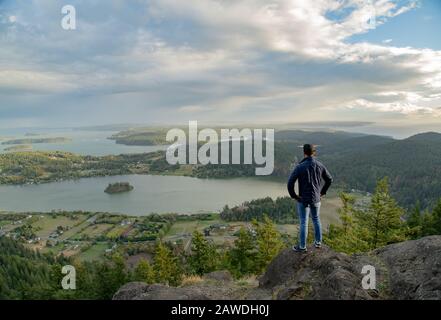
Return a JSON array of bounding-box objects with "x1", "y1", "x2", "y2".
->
[{"x1": 287, "y1": 156, "x2": 333, "y2": 205}]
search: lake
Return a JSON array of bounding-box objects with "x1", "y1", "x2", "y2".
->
[
  {"x1": 0, "y1": 175, "x2": 288, "y2": 215},
  {"x1": 0, "y1": 129, "x2": 289, "y2": 215}
]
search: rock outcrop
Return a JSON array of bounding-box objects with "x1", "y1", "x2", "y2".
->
[
  {"x1": 114, "y1": 236, "x2": 441, "y2": 300},
  {"x1": 113, "y1": 283, "x2": 213, "y2": 300},
  {"x1": 113, "y1": 272, "x2": 264, "y2": 300}
]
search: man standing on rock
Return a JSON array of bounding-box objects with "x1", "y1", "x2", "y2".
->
[{"x1": 287, "y1": 144, "x2": 333, "y2": 252}]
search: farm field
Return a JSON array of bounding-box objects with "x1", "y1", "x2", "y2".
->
[{"x1": 0, "y1": 192, "x2": 353, "y2": 264}]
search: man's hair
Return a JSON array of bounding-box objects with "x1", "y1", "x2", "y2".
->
[{"x1": 303, "y1": 144, "x2": 316, "y2": 156}]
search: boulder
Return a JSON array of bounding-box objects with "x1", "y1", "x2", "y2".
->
[{"x1": 260, "y1": 236, "x2": 441, "y2": 300}]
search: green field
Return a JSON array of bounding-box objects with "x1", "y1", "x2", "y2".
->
[
  {"x1": 166, "y1": 219, "x2": 221, "y2": 236},
  {"x1": 78, "y1": 242, "x2": 111, "y2": 262},
  {"x1": 78, "y1": 223, "x2": 114, "y2": 238},
  {"x1": 31, "y1": 215, "x2": 87, "y2": 238},
  {"x1": 61, "y1": 219, "x2": 92, "y2": 240}
]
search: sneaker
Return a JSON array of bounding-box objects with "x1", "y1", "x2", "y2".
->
[
  {"x1": 314, "y1": 242, "x2": 322, "y2": 249},
  {"x1": 292, "y1": 245, "x2": 307, "y2": 253}
]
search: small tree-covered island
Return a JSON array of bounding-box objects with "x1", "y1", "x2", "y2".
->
[{"x1": 105, "y1": 182, "x2": 134, "y2": 194}]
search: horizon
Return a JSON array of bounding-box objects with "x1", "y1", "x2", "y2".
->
[{"x1": 1, "y1": 120, "x2": 440, "y2": 140}]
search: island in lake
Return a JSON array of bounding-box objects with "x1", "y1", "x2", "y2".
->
[
  {"x1": 2, "y1": 137, "x2": 71, "y2": 145},
  {"x1": 104, "y1": 182, "x2": 134, "y2": 194}
]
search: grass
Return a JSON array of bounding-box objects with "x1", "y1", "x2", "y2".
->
[
  {"x1": 166, "y1": 219, "x2": 222, "y2": 237},
  {"x1": 31, "y1": 215, "x2": 85, "y2": 239},
  {"x1": 61, "y1": 219, "x2": 91, "y2": 240},
  {"x1": 180, "y1": 275, "x2": 204, "y2": 287},
  {"x1": 0, "y1": 220, "x2": 10, "y2": 227},
  {"x1": 78, "y1": 242, "x2": 110, "y2": 262},
  {"x1": 43, "y1": 242, "x2": 65, "y2": 255},
  {"x1": 78, "y1": 223, "x2": 114, "y2": 238},
  {"x1": 106, "y1": 226, "x2": 128, "y2": 239}
]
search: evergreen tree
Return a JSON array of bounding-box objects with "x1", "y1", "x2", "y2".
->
[
  {"x1": 110, "y1": 254, "x2": 128, "y2": 290},
  {"x1": 412, "y1": 199, "x2": 441, "y2": 237},
  {"x1": 431, "y1": 199, "x2": 441, "y2": 234},
  {"x1": 252, "y1": 215, "x2": 284, "y2": 273},
  {"x1": 153, "y1": 242, "x2": 182, "y2": 286},
  {"x1": 406, "y1": 201, "x2": 423, "y2": 239},
  {"x1": 325, "y1": 193, "x2": 369, "y2": 254},
  {"x1": 188, "y1": 230, "x2": 218, "y2": 275},
  {"x1": 134, "y1": 259, "x2": 155, "y2": 284},
  {"x1": 227, "y1": 227, "x2": 256, "y2": 278},
  {"x1": 358, "y1": 177, "x2": 409, "y2": 249},
  {"x1": 420, "y1": 210, "x2": 436, "y2": 235},
  {"x1": 93, "y1": 254, "x2": 128, "y2": 300}
]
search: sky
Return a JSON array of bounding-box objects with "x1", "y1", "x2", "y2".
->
[{"x1": 0, "y1": 0, "x2": 440, "y2": 130}]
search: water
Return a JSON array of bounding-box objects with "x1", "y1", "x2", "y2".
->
[
  {"x1": 0, "y1": 129, "x2": 167, "y2": 156},
  {"x1": 0, "y1": 175, "x2": 287, "y2": 215},
  {"x1": 0, "y1": 129, "x2": 288, "y2": 215}
]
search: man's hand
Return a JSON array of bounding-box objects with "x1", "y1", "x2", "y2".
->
[{"x1": 294, "y1": 196, "x2": 302, "y2": 202}]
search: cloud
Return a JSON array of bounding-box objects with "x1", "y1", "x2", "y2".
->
[{"x1": 0, "y1": 0, "x2": 440, "y2": 126}]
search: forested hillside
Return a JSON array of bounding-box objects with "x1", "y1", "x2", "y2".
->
[
  {"x1": 328, "y1": 132, "x2": 441, "y2": 208},
  {"x1": 0, "y1": 237, "x2": 58, "y2": 299},
  {"x1": 191, "y1": 130, "x2": 441, "y2": 209}
]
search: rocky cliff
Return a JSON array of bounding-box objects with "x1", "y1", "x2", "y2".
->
[{"x1": 114, "y1": 236, "x2": 441, "y2": 300}]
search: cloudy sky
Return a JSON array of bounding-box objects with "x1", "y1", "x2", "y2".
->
[{"x1": 0, "y1": 0, "x2": 440, "y2": 129}]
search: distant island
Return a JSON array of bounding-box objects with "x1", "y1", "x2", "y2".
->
[
  {"x1": 109, "y1": 128, "x2": 169, "y2": 146},
  {"x1": 4, "y1": 145, "x2": 33, "y2": 152},
  {"x1": 104, "y1": 182, "x2": 134, "y2": 194},
  {"x1": 2, "y1": 137, "x2": 71, "y2": 145}
]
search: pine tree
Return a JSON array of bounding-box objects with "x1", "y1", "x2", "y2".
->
[
  {"x1": 431, "y1": 199, "x2": 441, "y2": 234},
  {"x1": 357, "y1": 177, "x2": 408, "y2": 249},
  {"x1": 252, "y1": 215, "x2": 284, "y2": 273},
  {"x1": 227, "y1": 227, "x2": 256, "y2": 277},
  {"x1": 406, "y1": 201, "x2": 423, "y2": 239},
  {"x1": 110, "y1": 254, "x2": 128, "y2": 289},
  {"x1": 93, "y1": 254, "x2": 128, "y2": 300},
  {"x1": 133, "y1": 259, "x2": 155, "y2": 284},
  {"x1": 153, "y1": 242, "x2": 182, "y2": 286},
  {"x1": 419, "y1": 211, "x2": 435, "y2": 236},
  {"x1": 188, "y1": 230, "x2": 218, "y2": 275},
  {"x1": 325, "y1": 193, "x2": 369, "y2": 254},
  {"x1": 414, "y1": 199, "x2": 441, "y2": 236}
]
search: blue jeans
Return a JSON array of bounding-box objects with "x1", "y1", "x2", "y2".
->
[{"x1": 297, "y1": 202, "x2": 322, "y2": 249}]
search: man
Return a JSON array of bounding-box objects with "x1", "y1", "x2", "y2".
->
[{"x1": 287, "y1": 144, "x2": 333, "y2": 252}]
